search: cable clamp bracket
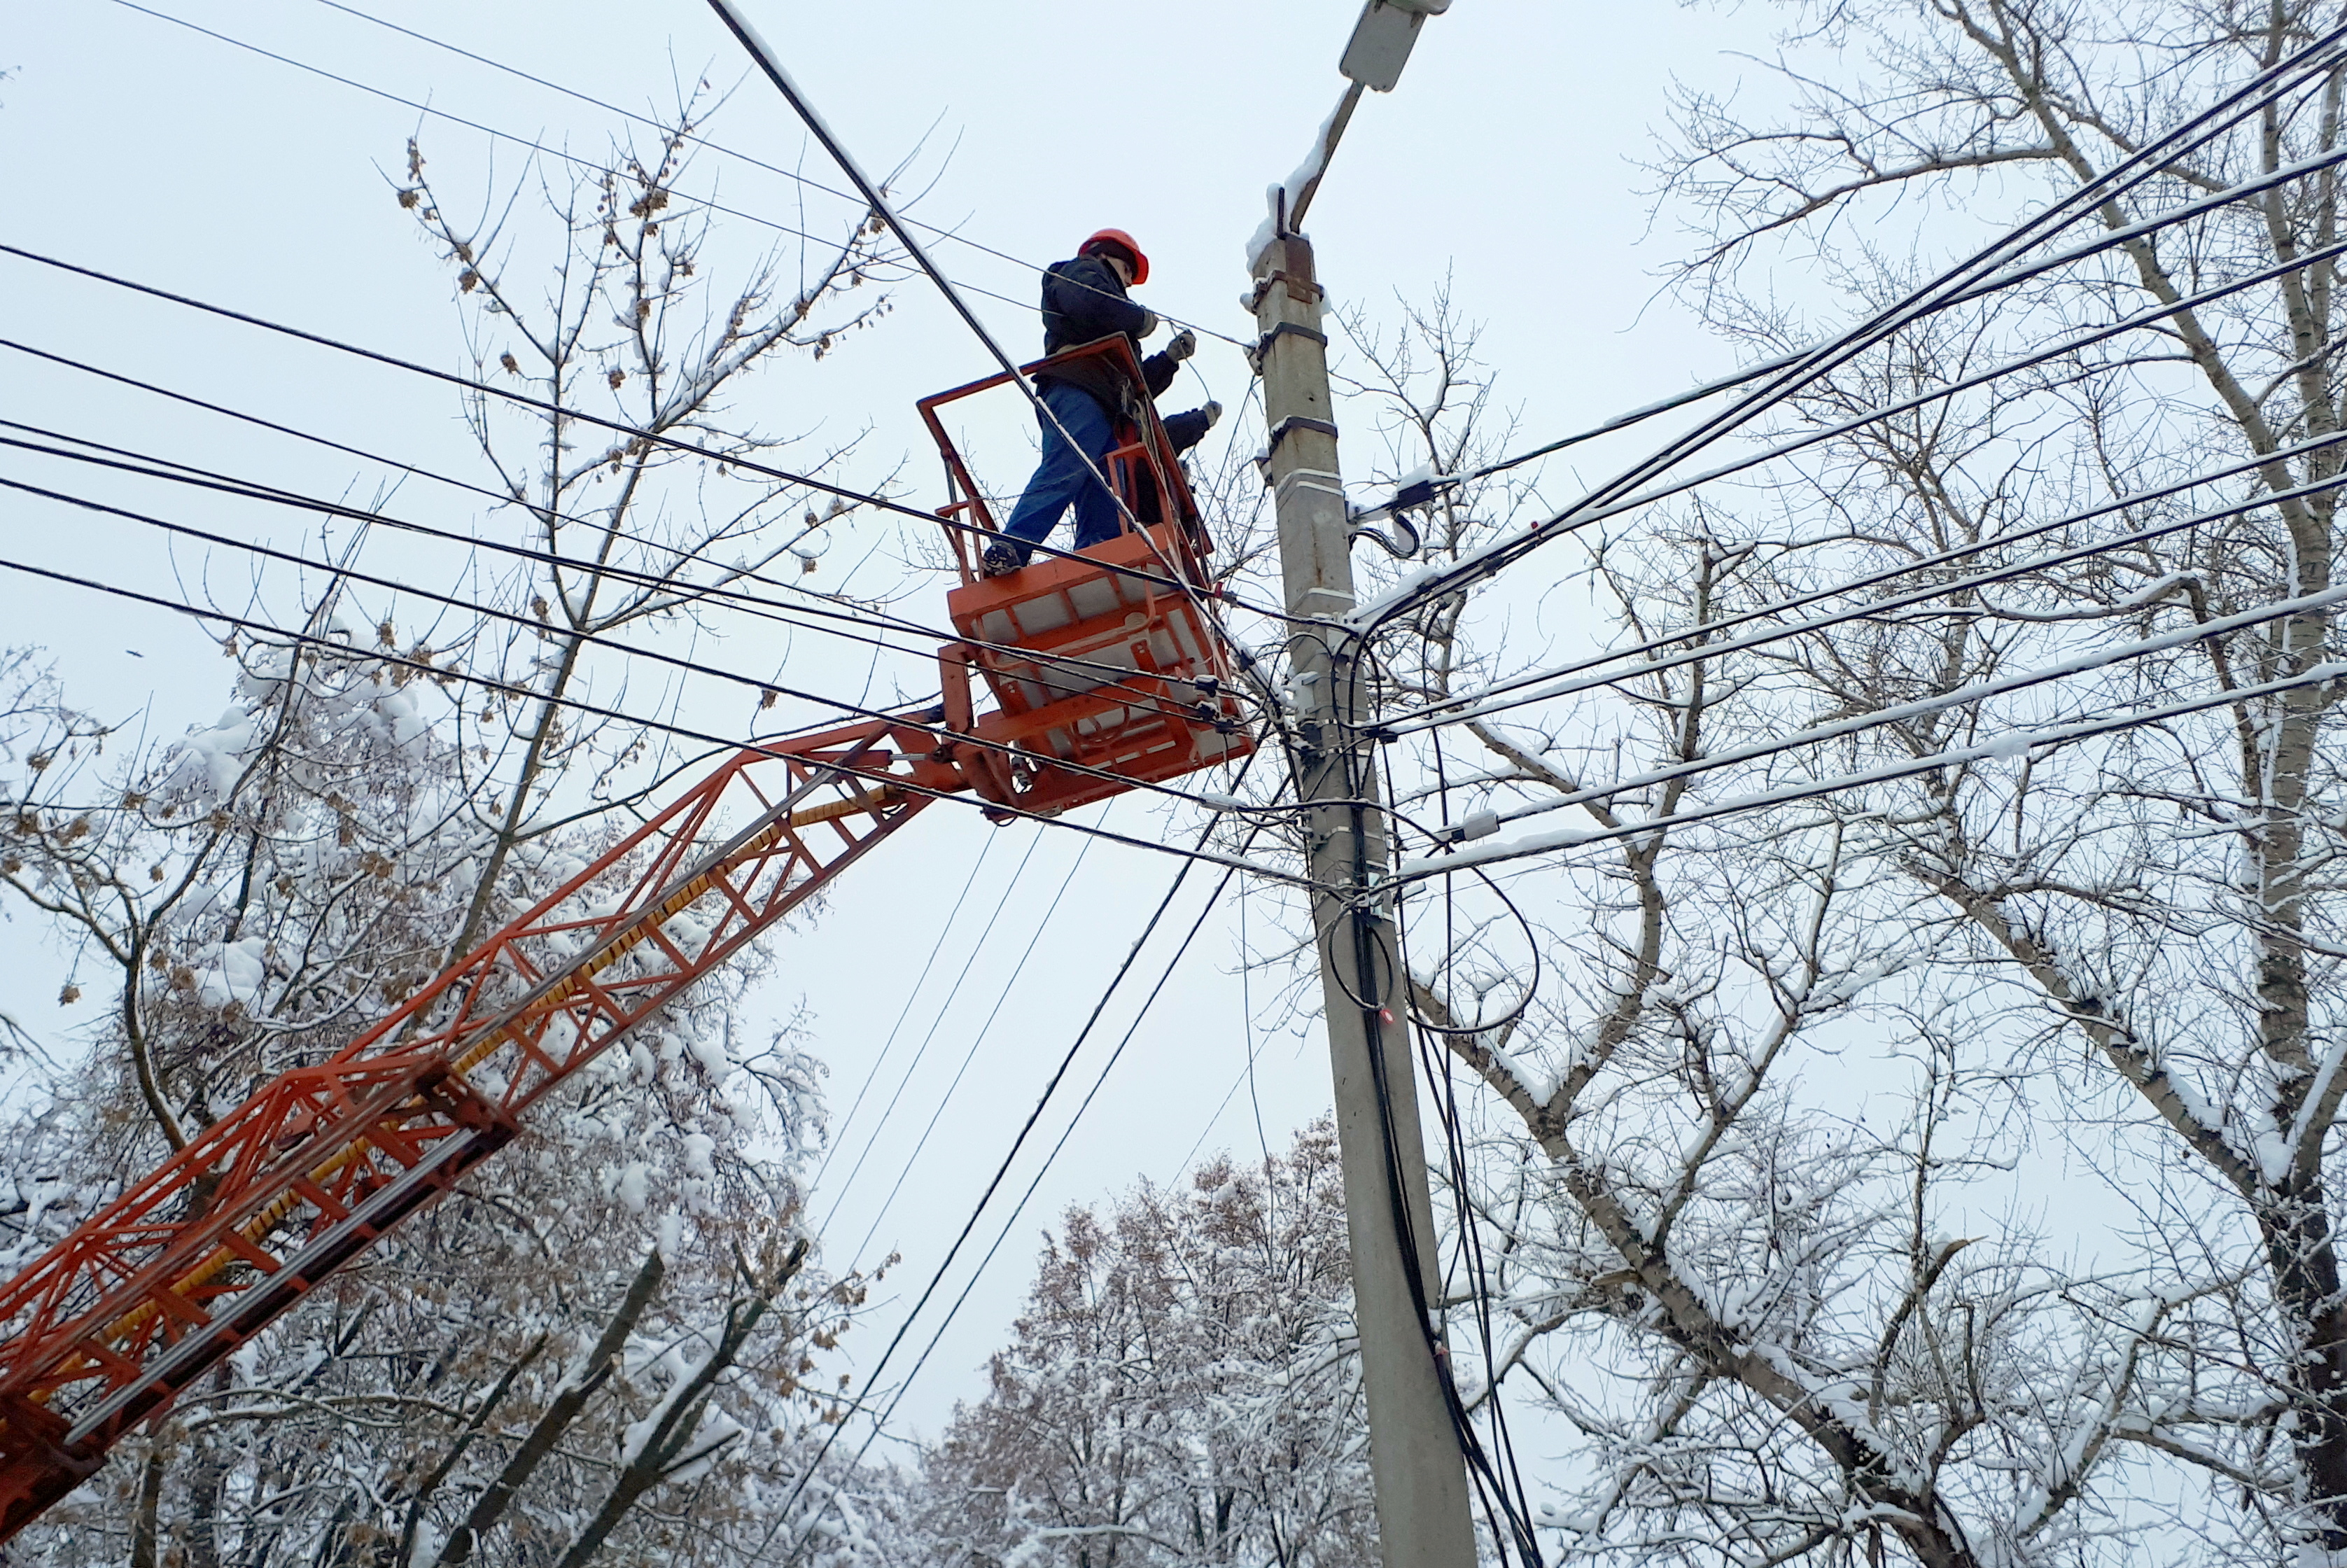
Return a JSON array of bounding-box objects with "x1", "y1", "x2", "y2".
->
[
  {"x1": 1256, "y1": 416, "x2": 1340, "y2": 482},
  {"x1": 1242, "y1": 269, "x2": 1325, "y2": 314},
  {"x1": 1246, "y1": 320, "x2": 1330, "y2": 374},
  {"x1": 1433, "y1": 809, "x2": 1501, "y2": 846}
]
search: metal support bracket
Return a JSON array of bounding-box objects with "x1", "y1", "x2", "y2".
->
[
  {"x1": 1262, "y1": 415, "x2": 1340, "y2": 469},
  {"x1": 1242, "y1": 267, "x2": 1325, "y2": 314},
  {"x1": 1247, "y1": 320, "x2": 1330, "y2": 374}
]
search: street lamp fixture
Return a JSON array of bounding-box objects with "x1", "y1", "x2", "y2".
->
[{"x1": 1340, "y1": 0, "x2": 1452, "y2": 93}]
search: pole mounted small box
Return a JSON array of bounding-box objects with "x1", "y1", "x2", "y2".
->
[{"x1": 1339, "y1": 0, "x2": 1451, "y2": 92}]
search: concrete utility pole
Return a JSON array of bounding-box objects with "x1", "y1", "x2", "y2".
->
[{"x1": 1249, "y1": 227, "x2": 1479, "y2": 1568}]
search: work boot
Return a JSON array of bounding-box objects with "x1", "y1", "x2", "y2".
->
[{"x1": 981, "y1": 540, "x2": 1026, "y2": 578}]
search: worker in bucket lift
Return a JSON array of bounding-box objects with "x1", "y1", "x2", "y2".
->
[{"x1": 981, "y1": 228, "x2": 1222, "y2": 577}]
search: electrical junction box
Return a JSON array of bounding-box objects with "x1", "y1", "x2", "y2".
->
[{"x1": 1340, "y1": 0, "x2": 1451, "y2": 92}]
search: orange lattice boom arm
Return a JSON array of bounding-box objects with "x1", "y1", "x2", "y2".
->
[
  {"x1": 0, "y1": 351, "x2": 1257, "y2": 1539},
  {"x1": 0, "y1": 715, "x2": 958, "y2": 1538}
]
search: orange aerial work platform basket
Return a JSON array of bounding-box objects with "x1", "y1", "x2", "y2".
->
[{"x1": 916, "y1": 338, "x2": 1256, "y2": 818}]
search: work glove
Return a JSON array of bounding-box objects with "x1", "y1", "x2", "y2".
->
[
  {"x1": 1165, "y1": 328, "x2": 1197, "y2": 362},
  {"x1": 1136, "y1": 309, "x2": 1159, "y2": 337},
  {"x1": 1163, "y1": 402, "x2": 1222, "y2": 454}
]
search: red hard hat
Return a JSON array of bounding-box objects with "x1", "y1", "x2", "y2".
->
[{"x1": 1081, "y1": 227, "x2": 1149, "y2": 286}]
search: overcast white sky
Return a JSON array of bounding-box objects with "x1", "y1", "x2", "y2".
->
[{"x1": 1, "y1": 0, "x2": 1802, "y2": 1438}]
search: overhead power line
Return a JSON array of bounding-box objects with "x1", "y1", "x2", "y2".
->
[
  {"x1": 0, "y1": 244, "x2": 925, "y2": 530},
  {"x1": 99, "y1": 4, "x2": 905, "y2": 268},
  {"x1": 1394, "y1": 645, "x2": 2347, "y2": 887},
  {"x1": 1, "y1": 416, "x2": 1273, "y2": 730},
  {"x1": 1351, "y1": 23, "x2": 2347, "y2": 634},
  {"x1": 837, "y1": 822, "x2": 1098, "y2": 1278},
  {"x1": 1364, "y1": 227, "x2": 2347, "y2": 542},
  {"x1": 813, "y1": 821, "x2": 1056, "y2": 1236},
  {"x1": 304, "y1": 0, "x2": 1261, "y2": 351},
  {"x1": 5, "y1": 412, "x2": 1431, "y2": 839},
  {"x1": 1385, "y1": 433, "x2": 2347, "y2": 738},
  {"x1": 3, "y1": 336, "x2": 1283, "y2": 730},
  {"x1": 306, "y1": 0, "x2": 2341, "y2": 608},
  {"x1": 1412, "y1": 572, "x2": 2347, "y2": 855},
  {"x1": 750, "y1": 778, "x2": 1278, "y2": 1555},
  {"x1": 801, "y1": 829, "x2": 1000, "y2": 1202},
  {"x1": 1, "y1": 335, "x2": 916, "y2": 616},
  {"x1": 108, "y1": 0, "x2": 1260, "y2": 360},
  {"x1": 0, "y1": 241, "x2": 1304, "y2": 625},
  {"x1": 0, "y1": 547, "x2": 1302, "y2": 890},
  {"x1": 833, "y1": 846, "x2": 1261, "y2": 1493},
  {"x1": 703, "y1": 0, "x2": 1258, "y2": 671},
  {"x1": 1385, "y1": 809, "x2": 1543, "y2": 1548},
  {"x1": 0, "y1": 470, "x2": 1284, "y2": 837}
]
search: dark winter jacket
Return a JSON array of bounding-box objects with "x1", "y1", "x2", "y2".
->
[{"x1": 1035, "y1": 253, "x2": 1177, "y2": 415}]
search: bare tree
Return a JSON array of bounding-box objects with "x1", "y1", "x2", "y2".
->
[
  {"x1": 1319, "y1": 4, "x2": 2347, "y2": 1564},
  {"x1": 1, "y1": 100, "x2": 910, "y2": 1568},
  {"x1": 909, "y1": 1124, "x2": 1373, "y2": 1568}
]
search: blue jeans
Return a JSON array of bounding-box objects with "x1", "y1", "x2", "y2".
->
[{"x1": 1000, "y1": 382, "x2": 1119, "y2": 559}]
